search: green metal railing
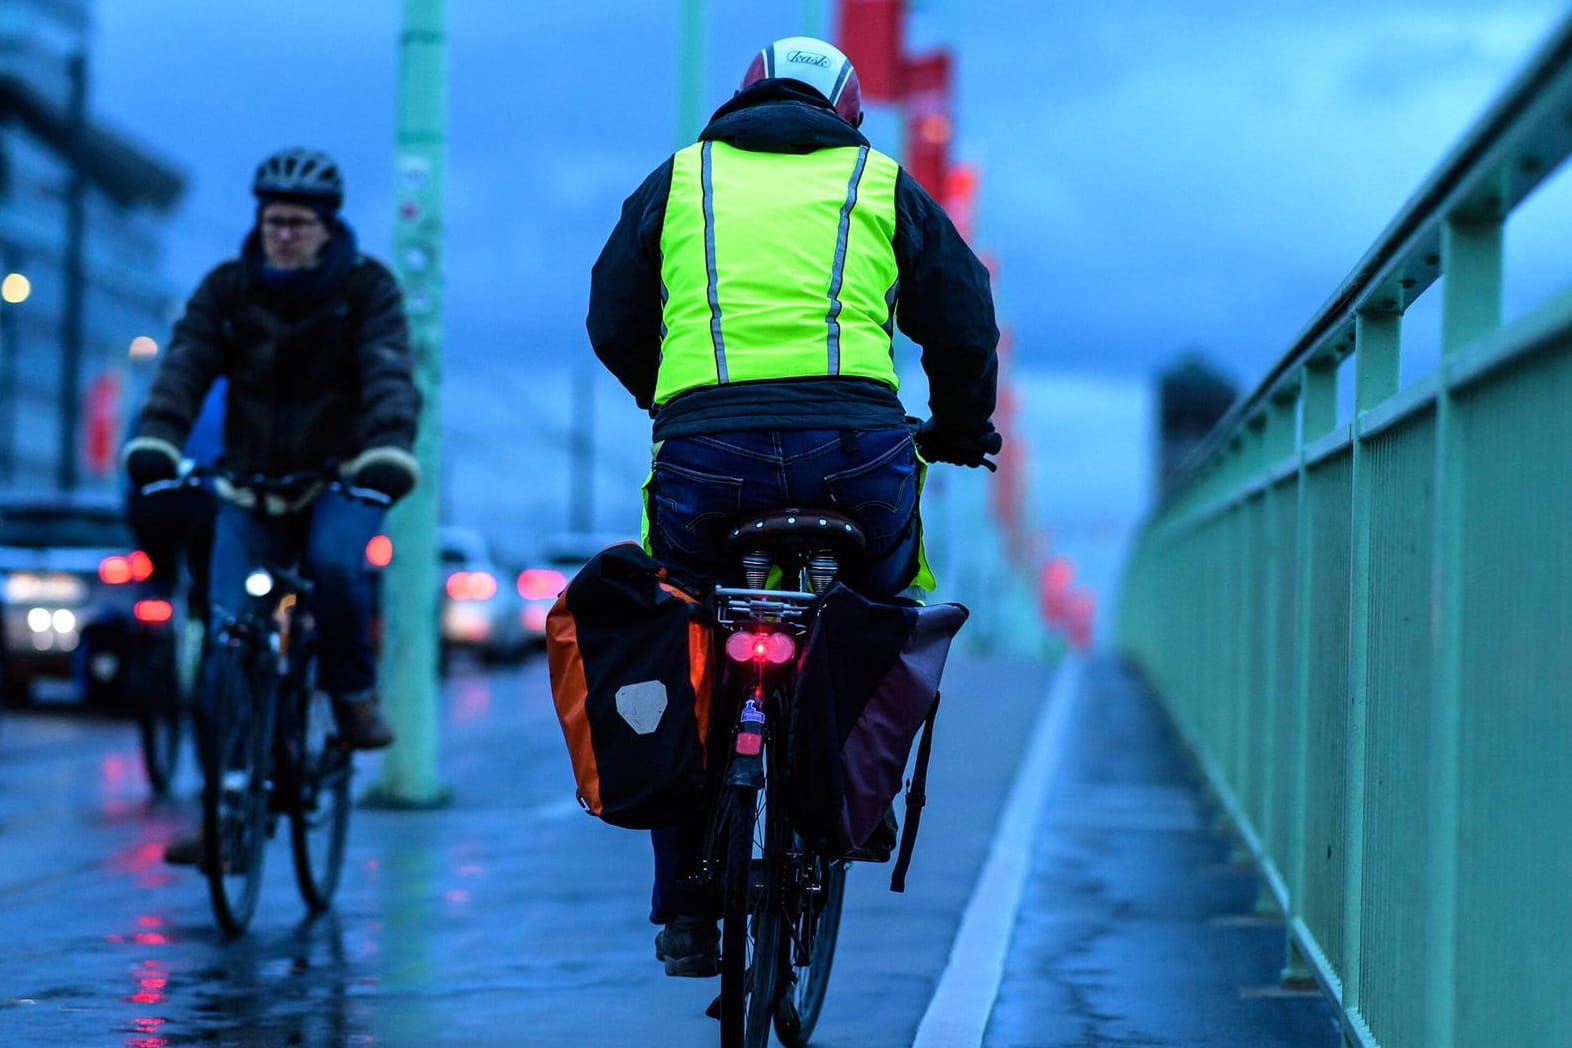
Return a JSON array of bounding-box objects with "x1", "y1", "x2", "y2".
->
[{"x1": 1117, "y1": 16, "x2": 1572, "y2": 1048}]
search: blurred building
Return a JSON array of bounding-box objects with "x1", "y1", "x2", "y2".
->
[
  {"x1": 1156, "y1": 351, "x2": 1237, "y2": 499},
  {"x1": 0, "y1": 0, "x2": 184, "y2": 490}
]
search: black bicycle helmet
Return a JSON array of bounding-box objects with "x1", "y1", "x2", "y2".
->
[{"x1": 252, "y1": 147, "x2": 344, "y2": 210}]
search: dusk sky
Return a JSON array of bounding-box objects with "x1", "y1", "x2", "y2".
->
[
  {"x1": 93, "y1": 1, "x2": 1569, "y2": 382},
  {"x1": 86, "y1": 1, "x2": 1572, "y2": 606}
]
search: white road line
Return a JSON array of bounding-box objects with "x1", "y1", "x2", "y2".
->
[{"x1": 912, "y1": 655, "x2": 1085, "y2": 1048}]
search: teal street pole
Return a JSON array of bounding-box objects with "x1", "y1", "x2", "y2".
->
[
  {"x1": 371, "y1": 0, "x2": 448, "y2": 807},
  {"x1": 802, "y1": 0, "x2": 823, "y2": 37},
  {"x1": 678, "y1": 0, "x2": 705, "y2": 144}
]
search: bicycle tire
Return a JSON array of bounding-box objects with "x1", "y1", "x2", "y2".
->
[
  {"x1": 137, "y1": 634, "x2": 183, "y2": 797},
  {"x1": 747, "y1": 784, "x2": 793, "y2": 1048},
  {"x1": 719, "y1": 783, "x2": 762, "y2": 1048},
  {"x1": 202, "y1": 647, "x2": 273, "y2": 936},
  {"x1": 290, "y1": 683, "x2": 351, "y2": 912},
  {"x1": 773, "y1": 859, "x2": 847, "y2": 1046}
]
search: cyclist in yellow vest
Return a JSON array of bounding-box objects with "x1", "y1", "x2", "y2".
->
[{"x1": 588, "y1": 35, "x2": 1000, "y2": 977}]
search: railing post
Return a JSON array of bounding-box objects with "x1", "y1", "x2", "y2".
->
[
  {"x1": 1424, "y1": 213, "x2": 1503, "y2": 1048},
  {"x1": 1231, "y1": 419, "x2": 1268, "y2": 832},
  {"x1": 1253, "y1": 393, "x2": 1296, "y2": 914},
  {"x1": 1284, "y1": 358, "x2": 1338, "y2": 984},
  {"x1": 1343, "y1": 307, "x2": 1399, "y2": 1041}
]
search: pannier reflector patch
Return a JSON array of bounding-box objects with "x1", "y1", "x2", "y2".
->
[{"x1": 616, "y1": 680, "x2": 669, "y2": 734}]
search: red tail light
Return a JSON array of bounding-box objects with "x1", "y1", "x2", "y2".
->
[
  {"x1": 103, "y1": 552, "x2": 155, "y2": 584},
  {"x1": 725, "y1": 629, "x2": 795, "y2": 665},
  {"x1": 365, "y1": 534, "x2": 394, "y2": 567},
  {"x1": 445, "y1": 571, "x2": 498, "y2": 601},
  {"x1": 517, "y1": 568, "x2": 567, "y2": 601},
  {"x1": 133, "y1": 599, "x2": 173, "y2": 624}
]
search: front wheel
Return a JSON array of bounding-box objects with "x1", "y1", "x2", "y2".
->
[
  {"x1": 135, "y1": 631, "x2": 183, "y2": 797},
  {"x1": 202, "y1": 646, "x2": 273, "y2": 936},
  {"x1": 289, "y1": 686, "x2": 352, "y2": 912}
]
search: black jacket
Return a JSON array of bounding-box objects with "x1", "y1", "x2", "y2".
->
[
  {"x1": 136, "y1": 222, "x2": 421, "y2": 477},
  {"x1": 587, "y1": 80, "x2": 1000, "y2": 443}
]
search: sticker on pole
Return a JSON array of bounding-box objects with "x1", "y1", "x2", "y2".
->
[{"x1": 398, "y1": 155, "x2": 432, "y2": 192}]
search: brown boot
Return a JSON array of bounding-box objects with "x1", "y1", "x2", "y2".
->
[{"x1": 333, "y1": 694, "x2": 395, "y2": 750}]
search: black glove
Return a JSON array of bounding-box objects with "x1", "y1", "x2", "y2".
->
[
  {"x1": 915, "y1": 419, "x2": 1002, "y2": 471},
  {"x1": 349, "y1": 448, "x2": 418, "y2": 503},
  {"x1": 124, "y1": 439, "x2": 180, "y2": 487}
]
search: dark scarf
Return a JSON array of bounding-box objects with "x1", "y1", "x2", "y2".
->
[{"x1": 240, "y1": 217, "x2": 358, "y2": 318}]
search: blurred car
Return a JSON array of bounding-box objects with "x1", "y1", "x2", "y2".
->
[
  {"x1": 439, "y1": 526, "x2": 528, "y2": 663},
  {"x1": 0, "y1": 492, "x2": 173, "y2": 708},
  {"x1": 513, "y1": 532, "x2": 635, "y2": 642}
]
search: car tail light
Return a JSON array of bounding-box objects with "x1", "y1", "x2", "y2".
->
[
  {"x1": 725, "y1": 629, "x2": 795, "y2": 665},
  {"x1": 101, "y1": 552, "x2": 155, "y2": 584},
  {"x1": 365, "y1": 534, "x2": 393, "y2": 567},
  {"x1": 517, "y1": 568, "x2": 567, "y2": 601},
  {"x1": 134, "y1": 599, "x2": 174, "y2": 624},
  {"x1": 446, "y1": 571, "x2": 498, "y2": 601}
]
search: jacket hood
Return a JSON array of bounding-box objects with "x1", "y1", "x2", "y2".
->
[{"x1": 699, "y1": 79, "x2": 869, "y2": 155}]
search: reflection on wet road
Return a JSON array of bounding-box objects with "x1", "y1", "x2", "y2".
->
[{"x1": 0, "y1": 657, "x2": 1034, "y2": 1046}]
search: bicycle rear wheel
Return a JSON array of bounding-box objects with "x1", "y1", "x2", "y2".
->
[
  {"x1": 719, "y1": 783, "x2": 774, "y2": 1048},
  {"x1": 746, "y1": 788, "x2": 795, "y2": 1047},
  {"x1": 290, "y1": 685, "x2": 351, "y2": 911},
  {"x1": 773, "y1": 858, "x2": 848, "y2": 1046},
  {"x1": 202, "y1": 647, "x2": 272, "y2": 935}
]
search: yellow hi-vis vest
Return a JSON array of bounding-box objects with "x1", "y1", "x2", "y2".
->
[{"x1": 655, "y1": 140, "x2": 901, "y2": 405}]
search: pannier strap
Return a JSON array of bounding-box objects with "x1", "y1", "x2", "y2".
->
[{"x1": 890, "y1": 689, "x2": 941, "y2": 893}]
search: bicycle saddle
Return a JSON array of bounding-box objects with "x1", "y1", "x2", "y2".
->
[{"x1": 725, "y1": 508, "x2": 867, "y2": 555}]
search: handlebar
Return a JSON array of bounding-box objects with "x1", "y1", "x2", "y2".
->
[{"x1": 138, "y1": 464, "x2": 390, "y2": 510}]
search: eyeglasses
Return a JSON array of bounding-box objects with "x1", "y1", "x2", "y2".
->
[{"x1": 261, "y1": 215, "x2": 323, "y2": 234}]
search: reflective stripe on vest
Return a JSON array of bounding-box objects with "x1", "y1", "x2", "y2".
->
[{"x1": 656, "y1": 140, "x2": 901, "y2": 405}]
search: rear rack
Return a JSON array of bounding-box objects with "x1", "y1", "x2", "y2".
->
[{"x1": 712, "y1": 586, "x2": 817, "y2": 630}]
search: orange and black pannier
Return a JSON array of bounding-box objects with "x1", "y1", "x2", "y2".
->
[{"x1": 546, "y1": 543, "x2": 713, "y2": 829}]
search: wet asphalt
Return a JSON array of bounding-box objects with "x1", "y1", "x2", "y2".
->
[{"x1": 0, "y1": 652, "x2": 1341, "y2": 1047}]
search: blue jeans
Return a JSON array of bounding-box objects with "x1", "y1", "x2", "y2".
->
[
  {"x1": 207, "y1": 487, "x2": 385, "y2": 697},
  {"x1": 646, "y1": 426, "x2": 919, "y2": 923},
  {"x1": 648, "y1": 426, "x2": 920, "y2": 599}
]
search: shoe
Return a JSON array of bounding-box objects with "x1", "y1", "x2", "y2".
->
[
  {"x1": 655, "y1": 915, "x2": 719, "y2": 978},
  {"x1": 163, "y1": 826, "x2": 204, "y2": 866},
  {"x1": 333, "y1": 694, "x2": 395, "y2": 750}
]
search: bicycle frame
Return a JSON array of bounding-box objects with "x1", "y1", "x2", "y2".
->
[
  {"x1": 705, "y1": 572, "x2": 848, "y2": 1047},
  {"x1": 198, "y1": 465, "x2": 378, "y2": 934}
]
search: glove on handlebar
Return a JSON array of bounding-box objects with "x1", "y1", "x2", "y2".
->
[
  {"x1": 915, "y1": 420, "x2": 1002, "y2": 472},
  {"x1": 123, "y1": 437, "x2": 181, "y2": 486},
  {"x1": 346, "y1": 446, "x2": 420, "y2": 504}
]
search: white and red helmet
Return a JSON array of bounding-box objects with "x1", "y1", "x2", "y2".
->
[{"x1": 740, "y1": 36, "x2": 862, "y2": 125}]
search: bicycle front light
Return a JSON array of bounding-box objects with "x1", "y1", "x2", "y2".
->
[
  {"x1": 244, "y1": 569, "x2": 275, "y2": 598},
  {"x1": 725, "y1": 629, "x2": 796, "y2": 666}
]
